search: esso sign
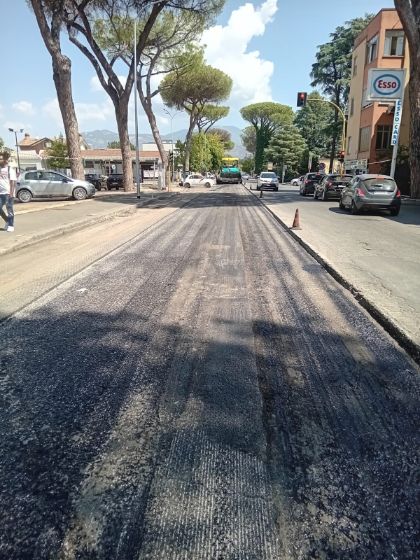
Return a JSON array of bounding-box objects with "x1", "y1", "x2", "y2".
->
[
  {"x1": 368, "y1": 69, "x2": 405, "y2": 101},
  {"x1": 373, "y1": 74, "x2": 401, "y2": 96}
]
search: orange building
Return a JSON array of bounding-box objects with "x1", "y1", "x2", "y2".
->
[{"x1": 345, "y1": 9, "x2": 410, "y2": 182}]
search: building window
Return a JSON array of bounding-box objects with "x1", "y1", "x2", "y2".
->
[
  {"x1": 350, "y1": 97, "x2": 355, "y2": 117},
  {"x1": 359, "y1": 126, "x2": 371, "y2": 152},
  {"x1": 85, "y1": 160, "x2": 94, "y2": 168},
  {"x1": 384, "y1": 30, "x2": 404, "y2": 56},
  {"x1": 375, "y1": 125, "x2": 391, "y2": 149},
  {"x1": 347, "y1": 137, "x2": 351, "y2": 155},
  {"x1": 352, "y1": 56, "x2": 358, "y2": 77},
  {"x1": 366, "y1": 35, "x2": 378, "y2": 63}
]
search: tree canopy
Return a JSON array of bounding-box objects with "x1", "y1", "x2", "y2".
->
[
  {"x1": 161, "y1": 53, "x2": 232, "y2": 170},
  {"x1": 294, "y1": 91, "x2": 334, "y2": 158},
  {"x1": 265, "y1": 125, "x2": 307, "y2": 176},
  {"x1": 46, "y1": 136, "x2": 70, "y2": 170},
  {"x1": 240, "y1": 102, "x2": 293, "y2": 173}
]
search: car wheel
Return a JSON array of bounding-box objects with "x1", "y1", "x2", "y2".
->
[
  {"x1": 351, "y1": 200, "x2": 359, "y2": 215},
  {"x1": 274, "y1": 187, "x2": 278, "y2": 192},
  {"x1": 390, "y1": 207, "x2": 400, "y2": 216},
  {"x1": 17, "y1": 188, "x2": 32, "y2": 203},
  {"x1": 184, "y1": 182, "x2": 191, "y2": 188},
  {"x1": 73, "y1": 186, "x2": 87, "y2": 200},
  {"x1": 205, "y1": 182, "x2": 211, "y2": 188}
]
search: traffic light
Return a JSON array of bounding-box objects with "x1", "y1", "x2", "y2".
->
[
  {"x1": 337, "y1": 150, "x2": 345, "y2": 162},
  {"x1": 297, "y1": 92, "x2": 307, "y2": 107}
]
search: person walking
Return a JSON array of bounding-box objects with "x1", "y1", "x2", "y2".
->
[{"x1": 0, "y1": 151, "x2": 16, "y2": 232}]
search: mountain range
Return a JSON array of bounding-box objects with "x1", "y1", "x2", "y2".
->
[{"x1": 82, "y1": 125, "x2": 248, "y2": 158}]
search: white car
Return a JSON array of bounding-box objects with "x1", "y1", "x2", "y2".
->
[
  {"x1": 183, "y1": 173, "x2": 215, "y2": 188},
  {"x1": 291, "y1": 176, "x2": 303, "y2": 186}
]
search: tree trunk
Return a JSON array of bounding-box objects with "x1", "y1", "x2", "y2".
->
[
  {"x1": 394, "y1": 0, "x2": 420, "y2": 198},
  {"x1": 115, "y1": 102, "x2": 133, "y2": 192},
  {"x1": 139, "y1": 89, "x2": 169, "y2": 188},
  {"x1": 408, "y1": 57, "x2": 420, "y2": 198},
  {"x1": 184, "y1": 118, "x2": 195, "y2": 173},
  {"x1": 52, "y1": 57, "x2": 84, "y2": 180},
  {"x1": 329, "y1": 135, "x2": 336, "y2": 173},
  {"x1": 29, "y1": 0, "x2": 83, "y2": 180}
]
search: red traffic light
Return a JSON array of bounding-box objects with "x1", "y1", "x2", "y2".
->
[{"x1": 297, "y1": 92, "x2": 307, "y2": 107}]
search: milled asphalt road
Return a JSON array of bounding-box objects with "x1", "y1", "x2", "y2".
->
[{"x1": 0, "y1": 185, "x2": 418, "y2": 559}]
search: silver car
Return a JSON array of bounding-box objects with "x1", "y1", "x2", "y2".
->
[
  {"x1": 16, "y1": 170, "x2": 96, "y2": 203},
  {"x1": 256, "y1": 172, "x2": 279, "y2": 191}
]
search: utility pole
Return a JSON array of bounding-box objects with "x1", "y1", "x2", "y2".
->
[
  {"x1": 133, "y1": 20, "x2": 141, "y2": 199},
  {"x1": 8, "y1": 128, "x2": 24, "y2": 171}
]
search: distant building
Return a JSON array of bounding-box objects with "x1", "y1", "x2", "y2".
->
[
  {"x1": 19, "y1": 133, "x2": 53, "y2": 154},
  {"x1": 81, "y1": 148, "x2": 162, "y2": 178},
  {"x1": 345, "y1": 9, "x2": 410, "y2": 184}
]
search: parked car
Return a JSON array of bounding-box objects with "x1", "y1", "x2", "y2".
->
[
  {"x1": 299, "y1": 173, "x2": 324, "y2": 196},
  {"x1": 182, "y1": 173, "x2": 215, "y2": 188},
  {"x1": 84, "y1": 172, "x2": 104, "y2": 190},
  {"x1": 314, "y1": 174, "x2": 353, "y2": 201},
  {"x1": 256, "y1": 172, "x2": 279, "y2": 191},
  {"x1": 106, "y1": 174, "x2": 124, "y2": 190},
  {"x1": 241, "y1": 173, "x2": 250, "y2": 183},
  {"x1": 339, "y1": 174, "x2": 401, "y2": 216},
  {"x1": 16, "y1": 170, "x2": 96, "y2": 203},
  {"x1": 290, "y1": 176, "x2": 303, "y2": 186}
]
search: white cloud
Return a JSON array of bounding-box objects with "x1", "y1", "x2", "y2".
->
[
  {"x1": 12, "y1": 101, "x2": 35, "y2": 115},
  {"x1": 4, "y1": 121, "x2": 29, "y2": 132},
  {"x1": 90, "y1": 74, "x2": 127, "y2": 92},
  {"x1": 42, "y1": 98, "x2": 62, "y2": 126},
  {"x1": 201, "y1": 0, "x2": 278, "y2": 104},
  {"x1": 42, "y1": 97, "x2": 114, "y2": 128}
]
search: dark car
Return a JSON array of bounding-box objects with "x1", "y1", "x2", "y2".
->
[
  {"x1": 299, "y1": 173, "x2": 324, "y2": 196},
  {"x1": 106, "y1": 174, "x2": 124, "y2": 190},
  {"x1": 339, "y1": 174, "x2": 401, "y2": 216},
  {"x1": 84, "y1": 173, "x2": 104, "y2": 190},
  {"x1": 314, "y1": 174, "x2": 353, "y2": 201}
]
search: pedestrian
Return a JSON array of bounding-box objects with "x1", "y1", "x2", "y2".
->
[{"x1": 0, "y1": 151, "x2": 16, "y2": 232}]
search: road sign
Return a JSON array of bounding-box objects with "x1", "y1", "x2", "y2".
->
[
  {"x1": 367, "y1": 69, "x2": 406, "y2": 101},
  {"x1": 391, "y1": 99, "x2": 403, "y2": 146}
]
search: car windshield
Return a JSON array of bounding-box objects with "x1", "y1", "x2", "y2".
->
[
  {"x1": 261, "y1": 173, "x2": 276, "y2": 178},
  {"x1": 330, "y1": 175, "x2": 352, "y2": 183},
  {"x1": 362, "y1": 177, "x2": 396, "y2": 191}
]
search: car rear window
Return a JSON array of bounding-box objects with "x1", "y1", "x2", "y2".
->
[
  {"x1": 362, "y1": 177, "x2": 396, "y2": 192},
  {"x1": 308, "y1": 173, "x2": 322, "y2": 180},
  {"x1": 331, "y1": 175, "x2": 352, "y2": 183}
]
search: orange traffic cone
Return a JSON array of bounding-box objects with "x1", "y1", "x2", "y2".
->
[{"x1": 291, "y1": 208, "x2": 301, "y2": 230}]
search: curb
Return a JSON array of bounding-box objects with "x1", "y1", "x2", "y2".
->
[
  {"x1": 244, "y1": 184, "x2": 420, "y2": 366},
  {"x1": 0, "y1": 193, "x2": 181, "y2": 258}
]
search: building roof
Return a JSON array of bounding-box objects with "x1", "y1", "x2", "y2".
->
[
  {"x1": 80, "y1": 148, "x2": 161, "y2": 161},
  {"x1": 19, "y1": 134, "x2": 51, "y2": 148}
]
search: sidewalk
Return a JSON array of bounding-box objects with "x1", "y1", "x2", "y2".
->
[
  {"x1": 247, "y1": 184, "x2": 420, "y2": 361},
  {"x1": 0, "y1": 190, "x2": 181, "y2": 257}
]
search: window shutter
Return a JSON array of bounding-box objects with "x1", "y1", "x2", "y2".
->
[
  {"x1": 384, "y1": 35, "x2": 391, "y2": 56},
  {"x1": 396, "y1": 35, "x2": 404, "y2": 56}
]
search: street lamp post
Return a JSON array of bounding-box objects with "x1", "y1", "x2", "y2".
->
[
  {"x1": 8, "y1": 128, "x2": 24, "y2": 171},
  {"x1": 133, "y1": 20, "x2": 141, "y2": 199}
]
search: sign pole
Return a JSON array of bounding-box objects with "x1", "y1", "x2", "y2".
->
[{"x1": 390, "y1": 92, "x2": 404, "y2": 178}]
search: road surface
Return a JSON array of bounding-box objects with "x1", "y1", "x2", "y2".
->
[{"x1": 0, "y1": 185, "x2": 418, "y2": 560}]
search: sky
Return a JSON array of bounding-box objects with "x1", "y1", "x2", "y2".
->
[{"x1": 0, "y1": 0, "x2": 394, "y2": 143}]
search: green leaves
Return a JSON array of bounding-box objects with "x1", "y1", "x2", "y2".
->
[
  {"x1": 294, "y1": 91, "x2": 334, "y2": 157},
  {"x1": 240, "y1": 102, "x2": 294, "y2": 173},
  {"x1": 46, "y1": 136, "x2": 69, "y2": 170},
  {"x1": 265, "y1": 125, "x2": 307, "y2": 175}
]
